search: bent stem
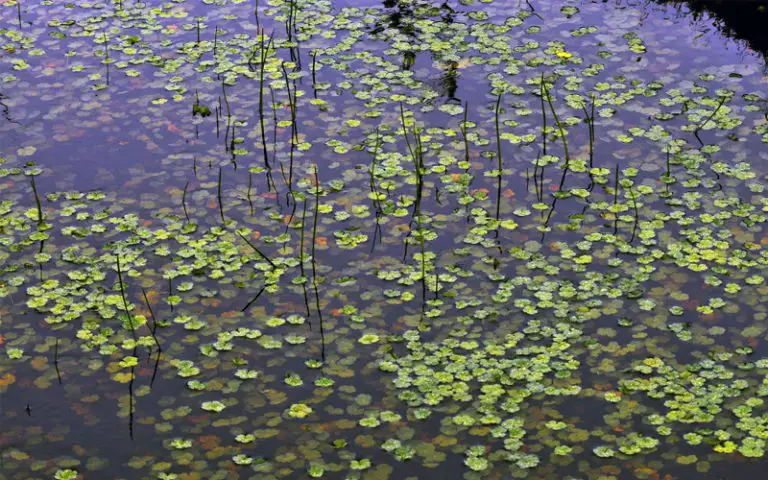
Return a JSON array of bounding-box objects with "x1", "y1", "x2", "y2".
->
[
  {"x1": 141, "y1": 288, "x2": 162, "y2": 351},
  {"x1": 693, "y1": 95, "x2": 728, "y2": 144},
  {"x1": 543, "y1": 79, "x2": 571, "y2": 192},
  {"x1": 115, "y1": 255, "x2": 137, "y2": 343},
  {"x1": 237, "y1": 231, "x2": 276, "y2": 269}
]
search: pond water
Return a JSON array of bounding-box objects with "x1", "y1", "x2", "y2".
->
[{"x1": 1, "y1": 0, "x2": 767, "y2": 479}]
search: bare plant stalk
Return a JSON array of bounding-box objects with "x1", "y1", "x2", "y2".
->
[
  {"x1": 182, "y1": 181, "x2": 190, "y2": 221},
  {"x1": 299, "y1": 198, "x2": 307, "y2": 278},
  {"x1": 215, "y1": 106, "x2": 220, "y2": 137},
  {"x1": 399, "y1": 102, "x2": 416, "y2": 162},
  {"x1": 494, "y1": 92, "x2": 503, "y2": 221},
  {"x1": 217, "y1": 166, "x2": 225, "y2": 223},
  {"x1": 213, "y1": 26, "x2": 218, "y2": 57},
  {"x1": 168, "y1": 277, "x2": 173, "y2": 312},
  {"x1": 281, "y1": 61, "x2": 299, "y2": 194},
  {"x1": 141, "y1": 288, "x2": 162, "y2": 350},
  {"x1": 540, "y1": 74, "x2": 547, "y2": 157},
  {"x1": 311, "y1": 165, "x2": 325, "y2": 359},
  {"x1": 693, "y1": 95, "x2": 728, "y2": 144},
  {"x1": 613, "y1": 164, "x2": 620, "y2": 235},
  {"x1": 311, "y1": 50, "x2": 318, "y2": 97},
  {"x1": 533, "y1": 152, "x2": 542, "y2": 201},
  {"x1": 419, "y1": 227, "x2": 426, "y2": 309},
  {"x1": 369, "y1": 128, "x2": 383, "y2": 212},
  {"x1": 116, "y1": 255, "x2": 137, "y2": 342},
  {"x1": 247, "y1": 172, "x2": 254, "y2": 215},
  {"x1": 53, "y1": 337, "x2": 62, "y2": 384},
  {"x1": 259, "y1": 31, "x2": 274, "y2": 169},
  {"x1": 543, "y1": 80, "x2": 571, "y2": 191},
  {"x1": 628, "y1": 183, "x2": 639, "y2": 243},
  {"x1": 581, "y1": 93, "x2": 596, "y2": 168},
  {"x1": 241, "y1": 286, "x2": 266, "y2": 312},
  {"x1": 461, "y1": 101, "x2": 470, "y2": 166},
  {"x1": 299, "y1": 196, "x2": 310, "y2": 316},
  {"x1": 30, "y1": 175, "x2": 43, "y2": 225},
  {"x1": 221, "y1": 80, "x2": 232, "y2": 150},
  {"x1": 412, "y1": 127, "x2": 424, "y2": 218},
  {"x1": 237, "y1": 232, "x2": 276, "y2": 268}
]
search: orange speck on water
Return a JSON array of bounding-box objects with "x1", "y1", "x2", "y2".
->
[
  {"x1": 682, "y1": 299, "x2": 699, "y2": 310},
  {"x1": 207, "y1": 198, "x2": 217, "y2": 209},
  {"x1": 198, "y1": 435, "x2": 220, "y2": 449},
  {"x1": 0, "y1": 373, "x2": 16, "y2": 386},
  {"x1": 503, "y1": 188, "x2": 515, "y2": 198},
  {"x1": 593, "y1": 383, "x2": 613, "y2": 391},
  {"x1": 633, "y1": 468, "x2": 658, "y2": 480},
  {"x1": 314, "y1": 236, "x2": 327, "y2": 247},
  {"x1": 143, "y1": 290, "x2": 161, "y2": 303}
]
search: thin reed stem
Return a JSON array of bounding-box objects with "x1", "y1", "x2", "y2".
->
[
  {"x1": 182, "y1": 181, "x2": 190, "y2": 221},
  {"x1": 116, "y1": 255, "x2": 137, "y2": 342},
  {"x1": 217, "y1": 167, "x2": 225, "y2": 223}
]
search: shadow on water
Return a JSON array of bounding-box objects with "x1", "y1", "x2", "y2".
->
[
  {"x1": 370, "y1": 0, "x2": 462, "y2": 101},
  {"x1": 633, "y1": 0, "x2": 768, "y2": 60}
]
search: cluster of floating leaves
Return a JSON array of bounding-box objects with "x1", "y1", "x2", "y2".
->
[{"x1": 1, "y1": 0, "x2": 768, "y2": 478}]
